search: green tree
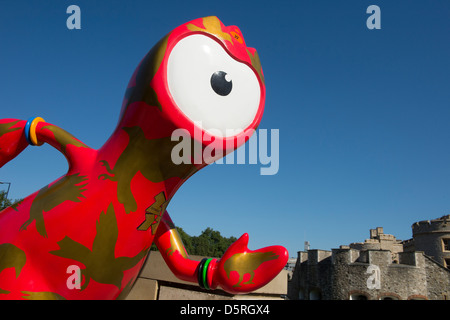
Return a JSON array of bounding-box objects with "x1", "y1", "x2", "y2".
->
[
  {"x1": 191, "y1": 228, "x2": 237, "y2": 257},
  {"x1": 0, "y1": 190, "x2": 22, "y2": 211},
  {"x1": 150, "y1": 226, "x2": 237, "y2": 258}
]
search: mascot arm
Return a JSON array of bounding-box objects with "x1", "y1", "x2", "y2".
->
[
  {"x1": 154, "y1": 211, "x2": 289, "y2": 294},
  {"x1": 0, "y1": 119, "x2": 28, "y2": 168},
  {"x1": 0, "y1": 117, "x2": 92, "y2": 170},
  {"x1": 154, "y1": 212, "x2": 202, "y2": 284}
]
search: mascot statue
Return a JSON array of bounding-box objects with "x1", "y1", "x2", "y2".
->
[{"x1": 0, "y1": 16, "x2": 288, "y2": 299}]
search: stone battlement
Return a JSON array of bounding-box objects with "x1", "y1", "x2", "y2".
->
[
  {"x1": 412, "y1": 215, "x2": 450, "y2": 235},
  {"x1": 297, "y1": 247, "x2": 424, "y2": 268},
  {"x1": 348, "y1": 227, "x2": 403, "y2": 253},
  {"x1": 289, "y1": 217, "x2": 450, "y2": 300}
]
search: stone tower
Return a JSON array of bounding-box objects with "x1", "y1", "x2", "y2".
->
[
  {"x1": 288, "y1": 217, "x2": 450, "y2": 300},
  {"x1": 407, "y1": 215, "x2": 450, "y2": 268}
]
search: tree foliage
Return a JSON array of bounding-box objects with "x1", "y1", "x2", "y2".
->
[
  {"x1": 190, "y1": 227, "x2": 237, "y2": 258},
  {"x1": 0, "y1": 190, "x2": 22, "y2": 211},
  {"x1": 151, "y1": 226, "x2": 237, "y2": 258}
]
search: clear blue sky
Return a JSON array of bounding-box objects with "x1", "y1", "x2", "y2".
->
[{"x1": 1, "y1": 0, "x2": 449, "y2": 258}]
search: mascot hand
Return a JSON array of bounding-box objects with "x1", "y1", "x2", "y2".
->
[{"x1": 202, "y1": 233, "x2": 288, "y2": 294}]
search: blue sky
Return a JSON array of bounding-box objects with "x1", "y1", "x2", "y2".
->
[{"x1": 1, "y1": 0, "x2": 449, "y2": 258}]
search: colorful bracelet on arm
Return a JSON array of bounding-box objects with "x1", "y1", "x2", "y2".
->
[
  {"x1": 25, "y1": 117, "x2": 45, "y2": 146},
  {"x1": 197, "y1": 258, "x2": 214, "y2": 290}
]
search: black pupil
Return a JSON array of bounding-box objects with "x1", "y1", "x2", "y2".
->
[{"x1": 210, "y1": 71, "x2": 232, "y2": 96}]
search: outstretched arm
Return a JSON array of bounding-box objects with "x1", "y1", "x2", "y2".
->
[
  {"x1": 0, "y1": 119, "x2": 28, "y2": 168},
  {"x1": 154, "y1": 212, "x2": 206, "y2": 284},
  {"x1": 0, "y1": 117, "x2": 92, "y2": 170},
  {"x1": 154, "y1": 211, "x2": 289, "y2": 294}
]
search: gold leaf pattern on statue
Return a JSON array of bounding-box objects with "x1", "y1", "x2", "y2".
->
[
  {"x1": 187, "y1": 16, "x2": 232, "y2": 43},
  {"x1": 0, "y1": 120, "x2": 20, "y2": 139},
  {"x1": 98, "y1": 126, "x2": 197, "y2": 214},
  {"x1": 137, "y1": 191, "x2": 169, "y2": 233},
  {"x1": 246, "y1": 49, "x2": 265, "y2": 84},
  {"x1": 21, "y1": 291, "x2": 66, "y2": 300},
  {"x1": 41, "y1": 125, "x2": 90, "y2": 155},
  {"x1": 50, "y1": 204, "x2": 148, "y2": 290},
  {"x1": 165, "y1": 228, "x2": 188, "y2": 259},
  {"x1": 0, "y1": 243, "x2": 26, "y2": 294},
  {"x1": 20, "y1": 173, "x2": 88, "y2": 237},
  {"x1": 223, "y1": 251, "x2": 278, "y2": 287},
  {"x1": 122, "y1": 35, "x2": 168, "y2": 115}
]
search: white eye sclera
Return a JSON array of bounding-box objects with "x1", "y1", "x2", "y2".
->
[{"x1": 167, "y1": 34, "x2": 261, "y2": 138}]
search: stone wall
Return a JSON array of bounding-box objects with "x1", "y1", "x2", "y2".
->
[
  {"x1": 288, "y1": 248, "x2": 449, "y2": 300},
  {"x1": 424, "y1": 255, "x2": 450, "y2": 300}
]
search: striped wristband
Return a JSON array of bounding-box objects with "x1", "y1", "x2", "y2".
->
[
  {"x1": 25, "y1": 116, "x2": 45, "y2": 146},
  {"x1": 197, "y1": 258, "x2": 213, "y2": 290}
]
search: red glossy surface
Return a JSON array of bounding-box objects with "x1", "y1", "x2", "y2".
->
[{"x1": 0, "y1": 16, "x2": 287, "y2": 299}]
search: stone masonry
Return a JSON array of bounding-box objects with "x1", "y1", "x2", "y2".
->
[{"x1": 288, "y1": 215, "x2": 450, "y2": 300}]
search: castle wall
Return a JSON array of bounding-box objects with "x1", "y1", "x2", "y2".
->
[
  {"x1": 288, "y1": 236, "x2": 450, "y2": 300},
  {"x1": 424, "y1": 255, "x2": 450, "y2": 300},
  {"x1": 412, "y1": 216, "x2": 450, "y2": 267},
  {"x1": 328, "y1": 249, "x2": 428, "y2": 300}
]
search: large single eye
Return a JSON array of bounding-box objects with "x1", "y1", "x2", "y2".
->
[{"x1": 167, "y1": 34, "x2": 261, "y2": 137}]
